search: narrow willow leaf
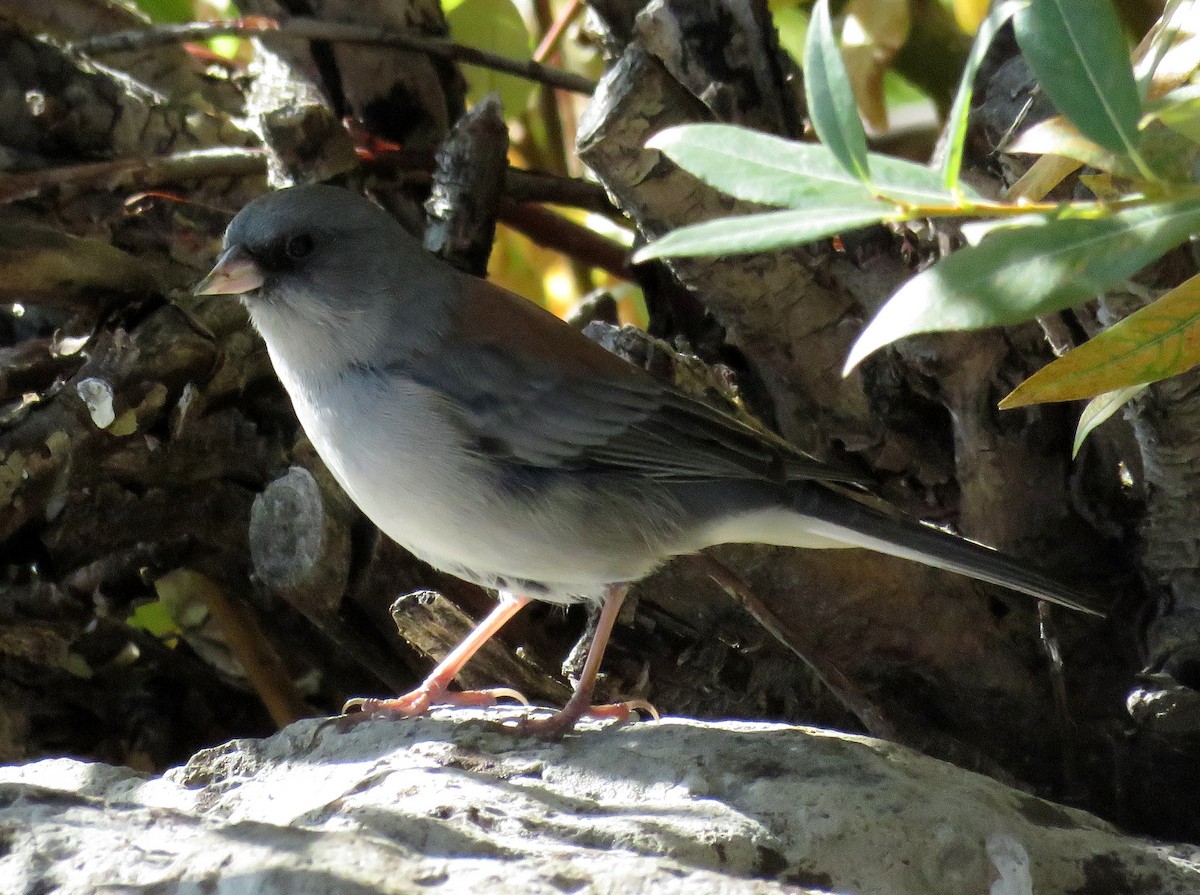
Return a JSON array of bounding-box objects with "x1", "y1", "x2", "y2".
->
[
  {"x1": 1013, "y1": 0, "x2": 1145, "y2": 166},
  {"x1": 1005, "y1": 154, "x2": 1084, "y2": 203},
  {"x1": 1077, "y1": 172, "x2": 1121, "y2": 201},
  {"x1": 1133, "y1": 0, "x2": 1200, "y2": 99},
  {"x1": 958, "y1": 215, "x2": 1046, "y2": 246},
  {"x1": 939, "y1": 0, "x2": 1025, "y2": 190},
  {"x1": 1013, "y1": 115, "x2": 1200, "y2": 182},
  {"x1": 1009, "y1": 116, "x2": 1133, "y2": 177},
  {"x1": 1147, "y1": 85, "x2": 1200, "y2": 143},
  {"x1": 1000, "y1": 273, "x2": 1200, "y2": 407},
  {"x1": 805, "y1": 0, "x2": 871, "y2": 182},
  {"x1": 648, "y1": 124, "x2": 975, "y2": 208},
  {"x1": 1072, "y1": 385, "x2": 1147, "y2": 457},
  {"x1": 843, "y1": 199, "x2": 1200, "y2": 373},
  {"x1": 633, "y1": 205, "x2": 896, "y2": 261}
]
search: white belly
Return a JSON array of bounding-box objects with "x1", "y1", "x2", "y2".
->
[{"x1": 276, "y1": 360, "x2": 677, "y2": 600}]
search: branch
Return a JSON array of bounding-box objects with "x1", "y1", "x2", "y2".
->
[
  {"x1": 0, "y1": 148, "x2": 268, "y2": 205},
  {"x1": 361, "y1": 148, "x2": 621, "y2": 218},
  {"x1": 503, "y1": 168, "x2": 621, "y2": 219},
  {"x1": 72, "y1": 17, "x2": 597, "y2": 96},
  {"x1": 498, "y1": 200, "x2": 630, "y2": 279},
  {"x1": 0, "y1": 147, "x2": 620, "y2": 222}
]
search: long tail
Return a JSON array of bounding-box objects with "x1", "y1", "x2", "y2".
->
[{"x1": 788, "y1": 485, "x2": 1108, "y2": 617}]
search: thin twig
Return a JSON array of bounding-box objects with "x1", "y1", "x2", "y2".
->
[
  {"x1": 1035, "y1": 313, "x2": 1076, "y2": 358},
  {"x1": 694, "y1": 554, "x2": 900, "y2": 741},
  {"x1": 72, "y1": 17, "x2": 596, "y2": 96},
  {"x1": 531, "y1": 0, "x2": 589, "y2": 297},
  {"x1": 361, "y1": 149, "x2": 621, "y2": 218},
  {"x1": 531, "y1": 0, "x2": 569, "y2": 178},
  {"x1": 1039, "y1": 601, "x2": 1079, "y2": 794},
  {"x1": 503, "y1": 168, "x2": 620, "y2": 218},
  {"x1": 166, "y1": 569, "x2": 310, "y2": 728},
  {"x1": 533, "y1": 0, "x2": 583, "y2": 64}
]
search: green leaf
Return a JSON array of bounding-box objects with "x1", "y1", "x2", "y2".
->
[
  {"x1": 648, "y1": 124, "x2": 975, "y2": 208},
  {"x1": 445, "y1": 0, "x2": 535, "y2": 114},
  {"x1": 939, "y1": 0, "x2": 1024, "y2": 190},
  {"x1": 1013, "y1": 0, "x2": 1145, "y2": 166},
  {"x1": 843, "y1": 199, "x2": 1200, "y2": 372},
  {"x1": 1072, "y1": 385, "x2": 1146, "y2": 457},
  {"x1": 772, "y1": 4, "x2": 809, "y2": 64},
  {"x1": 1146, "y1": 84, "x2": 1200, "y2": 144},
  {"x1": 633, "y1": 204, "x2": 896, "y2": 261},
  {"x1": 958, "y1": 212, "x2": 1051, "y2": 246},
  {"x1": 1000, "y1": 272, "x2": 1200, "y2": 407},
  {"x1": 131, "y1": 0, "x2": 195, "y2": 23},
  {"x1": 804, "y1": 0, "x2": 870, "y2": 182},
  {"x1": 128, "y1": 599, "x2": 181, "y2": 640}
]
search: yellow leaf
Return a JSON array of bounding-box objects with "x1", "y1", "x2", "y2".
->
[
  {"x1": 108, "y1": 409, "x2": 139, "y2": 437},
  {"x1": 1005, "y1": 154, "x2": 1083, "y2": 203},
  {"x1": 488, "y1": 224, "x2": 575, "y2": 315},
  {"x1": 952, "y1": 0, "x2": 989, "y2": 34},
  {"x1": 1078, "y1": 172, "x2": 1121, "y2": 201},
  {"x1": 842, "y1": 0, "x2": 910, "y2": 132},
  {"x1": 1001, "y1": 272, "x2": 1200, "y2": 408},
  {"x1": 1009, "y1": 116, "x2": 1129, "y2": 176}
]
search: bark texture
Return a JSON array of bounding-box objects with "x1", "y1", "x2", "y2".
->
[{"x1": 0, "y1": 0, "x2": 1194, "y2": 848}]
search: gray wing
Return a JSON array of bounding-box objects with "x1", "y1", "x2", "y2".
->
[{"x1": 396, "y1": 340, "x2": 863, "y2": 485}]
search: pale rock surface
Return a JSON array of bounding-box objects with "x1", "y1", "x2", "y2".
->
[{"x1": 2, "y1": 711, "x2": 1198, "y2": 894}]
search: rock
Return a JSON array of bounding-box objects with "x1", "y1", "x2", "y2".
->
[{"x1": 2, "y1": 713, "x2": 1197, "y2": 894}]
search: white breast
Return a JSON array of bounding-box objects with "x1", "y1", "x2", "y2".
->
[
  {"x1": 275, "y1": 353, "x2": 472, "y2": 547},
  {"x1": 270, "y1": 352, "x2": 676, "y2": 600}
]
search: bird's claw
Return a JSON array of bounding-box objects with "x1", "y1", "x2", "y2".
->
[
  {"x1": 509, "y1": 698, "x2": 660, "y2": 740},
  {"x1": 340, "y1": 685, "x2": 530, "y2": 722}
]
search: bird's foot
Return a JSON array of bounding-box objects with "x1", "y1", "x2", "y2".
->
[
  {"x1": 341, "y1": 685, "x2": 529, "y2": 725},
  {"x1": 510, "y1": 698, "x2": 659, "y2": 741}
]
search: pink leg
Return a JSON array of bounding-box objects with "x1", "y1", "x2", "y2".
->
[
  {"x1": 344, "y1": 592, "x2": 531, "y2": 718},
  {"x1": 515, "y1": 585, "x2": 657, "y2": 740}
]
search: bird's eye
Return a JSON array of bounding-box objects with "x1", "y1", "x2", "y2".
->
[{"x1": 285, "y1": 234, "x2": 314, "y2": 260}]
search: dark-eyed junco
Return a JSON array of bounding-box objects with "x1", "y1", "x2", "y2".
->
[{"x1": 197, "y1": 184, "x2": 1104, "y2": 738}]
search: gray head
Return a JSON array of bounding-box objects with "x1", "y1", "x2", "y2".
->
[{"x1": 196, "y1": 184, "x2": 452, "y2": 370}]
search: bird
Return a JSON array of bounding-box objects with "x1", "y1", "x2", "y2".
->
[{"x1": 196, "y1": 183, "x2": 1105, "y2": 739}]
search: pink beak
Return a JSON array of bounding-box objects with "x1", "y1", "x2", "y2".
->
[{"x1": 195, "y1": 245, "x2": 264, "y2": 296}]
